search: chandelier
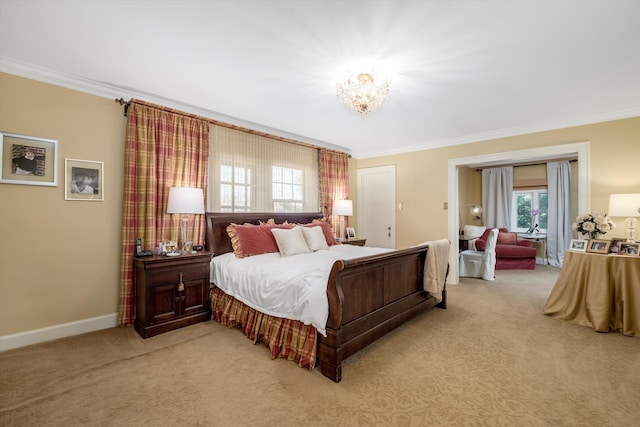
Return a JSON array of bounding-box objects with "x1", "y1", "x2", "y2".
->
[{"x1": 336, "y1": 71, "x2": 390, "y2": 116}]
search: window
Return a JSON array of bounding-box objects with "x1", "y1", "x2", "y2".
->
[
  {"x1": 209, "y1": 125, "x2": 319, "y2": 212},
  {"x1": 272, "y1": 166, "x2": 303, "y2": 212},
  {"x1": 220, "y1": 165, "x2": 251, "y2": 212},
  {"x1": 512, "y1": 190, "x2": 548, "y2": 232}
]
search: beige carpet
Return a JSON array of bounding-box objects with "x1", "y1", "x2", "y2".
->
[{"x1": 1, "y1": 265, "x2": 639, "y2": 426}]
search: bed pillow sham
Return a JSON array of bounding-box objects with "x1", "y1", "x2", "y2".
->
[
  {"x1": 300, "y1": 225, "x2": 330, "y2": 251},
  {"x1": 226, "y1": 223, "x2": 291, "y2": 258},
  {"x1": 271, "y1": 226, "x2": 311, "y2": 256},
  {"x1": 300, "y1": 221, "x2": 337, "y2": 246}
]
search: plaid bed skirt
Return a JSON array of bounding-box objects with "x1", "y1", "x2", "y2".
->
[{"x1": 210, "y1": 287, "x2": 317, "y2": 370}]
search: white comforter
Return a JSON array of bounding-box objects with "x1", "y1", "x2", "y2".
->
[{"x1": 210, "y1": 245, "x2": 391, "y2": 336}]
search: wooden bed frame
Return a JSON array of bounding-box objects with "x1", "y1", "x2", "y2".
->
[{"x1": 205, "y1": 212, "x2": 447, "y2": 382}]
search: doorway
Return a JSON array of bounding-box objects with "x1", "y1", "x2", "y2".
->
[{"x1": 447, "y1": 142, "x2": 590, "y2": 284}]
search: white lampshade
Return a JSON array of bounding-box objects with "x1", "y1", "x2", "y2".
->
[
  {"x1": 333, "y1": 199, "x2": 353, "y2": 217},
  {"x1": 608, "y1": 193, "x2": 640, "y2": 217},
  {"x1": 167, "y1": 187, "x2": 205, "y2": 214}
]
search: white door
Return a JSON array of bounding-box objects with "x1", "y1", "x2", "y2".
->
[{"x1": 357, "y1": 165, "x2": 396, "y2": 248}]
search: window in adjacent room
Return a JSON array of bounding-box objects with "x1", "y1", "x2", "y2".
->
[
  {"x1": 511, "y1": 164, "x2": 548, "y2": 233},
  {"x1": 512, "y1": 190, "x2": 548, "y2": 232}
]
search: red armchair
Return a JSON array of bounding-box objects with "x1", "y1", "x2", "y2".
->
[{"x1": 475, "y1": 228, "x2": 536, "y2": 270}]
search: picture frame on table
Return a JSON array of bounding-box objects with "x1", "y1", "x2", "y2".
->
[
  {"x1": 64, "y1": 158, "x2": 104, "y2": 201},
  {"x1": 609, "y1": 238, "x2": 626, "y2": 254},
  {"x1": 586, "y1": 239, "x2": 611, "y2": 254},
  {"x1": 346, "y1": 227, "x2": 356, "y2": 239},
  {"x1": 569, "y1": 239, "x2": 587, "y2": 252},
  {"x1": 0, "y1": 131, "x2": 59, "y2": 187},
  {"x1": 618, "y1": 242, "x2": 639, "y2": 256}
]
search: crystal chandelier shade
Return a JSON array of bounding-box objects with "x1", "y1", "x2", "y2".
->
[{"x1": 336, "y1": 71, "x2": 390, "y2": 115}]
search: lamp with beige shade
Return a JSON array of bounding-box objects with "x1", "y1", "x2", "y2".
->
[{"x1": 608, "y1": 193, "x2": 640, "y2": 243}]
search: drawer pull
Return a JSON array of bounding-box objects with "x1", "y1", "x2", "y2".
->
[{"x1": 177, "y1": 272, "x2": 185, "y2": 292}]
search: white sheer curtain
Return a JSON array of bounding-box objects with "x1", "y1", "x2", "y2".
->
[
  {"x1": 546, "y1": 161, "x2": 572, "y2": 267},
  {"x1": 208, "y1": 125, "x2": 319, "y2": 212},
  {"x1": 481, "y1": 167, "x2": 513, "y2": 228}
]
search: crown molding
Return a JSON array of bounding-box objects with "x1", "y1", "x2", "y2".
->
[
  {"x1": 0, "y1": 56, "x2": 349, "y2": 155},
  {"x1": 353, "y1": 107, "x2": 640, "y2": 159},
  {"x1": 3, "y1": 56, "x2": 637, "y2": 160}
]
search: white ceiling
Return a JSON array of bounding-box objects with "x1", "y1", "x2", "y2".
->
[{"x1": 1, "y1": 0, "x2": 639, "y2": 158}]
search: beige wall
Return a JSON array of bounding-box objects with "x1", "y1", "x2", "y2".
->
[
  {"x1": 0, "y1": 73, "x2": 125, "y2": 336},
  {"x1": 457, "y1": 166, "x2": 482, "y2": 226},
  {"x1": 1, "y1": 71, "x2": 639, "y2": 340},
  {"x1": 356, "y1": 117, "x2": 640, "y2": 249}
]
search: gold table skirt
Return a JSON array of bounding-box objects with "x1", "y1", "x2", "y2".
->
[{"x1": 544, "y1": 250, "x2": 640, "y2": 337}]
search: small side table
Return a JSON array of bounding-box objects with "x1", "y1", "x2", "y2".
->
[
  {"x1": 134, "y1": 252, "x2": 213, "y2": 338},
  {"x1": 343, "y1": 238, "x2": 367, "y2": 246}
]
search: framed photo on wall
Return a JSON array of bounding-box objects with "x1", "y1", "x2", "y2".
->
[
  {"x1": 569, "y1": 239, "x2": 587, "y2": 252},
  {"x1": 64, "y1": 158, "x2": 104, "y2": 201},
  {"x1": 586, "y1": 239, "x2": 611, "y2": 254},
  {"x1": 0, "y1": 131, "x2": 59, "y2": 186}
]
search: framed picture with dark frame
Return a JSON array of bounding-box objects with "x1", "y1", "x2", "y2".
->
[
  {"x1": 586, "y1": 239, "x2": 611, "y2": 254},
  {"x1": 64, "y1": 158, "x2": 104, "y2": 201},
  {"x1": 569, "y1": 239, "x2": 587, "y2": 252},
  {"x1": 0, "y1": 131, "x2": 59, "y2": 186},
  {"x1": 609, "y1": 238, "x2": 626, "y2": 254},
  {"x1": 618, "y1": 242, "x2": 639, "y2": 256}
]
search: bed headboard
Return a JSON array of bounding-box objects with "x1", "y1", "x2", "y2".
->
[{"x1": 205, "y1": 212, "x2": 324, "y2": 256}]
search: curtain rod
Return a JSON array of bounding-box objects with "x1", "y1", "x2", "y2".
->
[
  {"x1": 115, "y1": 97, "x2": 130, "y2": 116},
  {"x1": 474, "y1": 158, "x2": 577, "y2": 171},
  {"x1": 114, "y1": 98, "x2": 351, "y2": 157}
]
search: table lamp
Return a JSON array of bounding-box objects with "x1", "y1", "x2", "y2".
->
[
  {"x1": 167, "y1": 187, "x2": 205, "y2": 252},
  {"x1": 608, "y1": 193, "x2": 640, "y2": 243},
  {"x1": 333, "y1": 199, "x2": 353, "y2": 241}
]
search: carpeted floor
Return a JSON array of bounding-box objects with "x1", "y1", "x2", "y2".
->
[{"x1": 1, "y1": 265, "x2": 639, "y2": 426}]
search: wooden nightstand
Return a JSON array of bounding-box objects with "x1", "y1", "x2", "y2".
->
[
  {"x1": 342, "y1": 238, "x2": 367, "y2": 246},
  {"x1": 134, "y1": 252, "x2": 212, "y2": 338}
]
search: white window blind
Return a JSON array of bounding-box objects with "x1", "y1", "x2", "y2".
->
[{"x1": 208, "y1": 125, "x2": 319, "y2": 212}]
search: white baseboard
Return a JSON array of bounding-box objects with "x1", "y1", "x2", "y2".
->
[{"x1": 0, "y1": 313, "x2": 118, "y2": 352}]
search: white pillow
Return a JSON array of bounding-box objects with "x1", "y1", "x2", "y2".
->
[
  {"x1": 301, "y1": 226, "x2": 329, "y2": 251},
  {"x1": 271, "y1": 226, "x2": 311, "y2": 256},
  {"x1": 463, "y1": 225, "x2": 486, "y2": 239}
]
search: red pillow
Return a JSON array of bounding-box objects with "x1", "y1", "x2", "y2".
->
[
  {"x1": 476, "y1": 227, "x2": 509, "y2": 250},
  {"x1": 497, "y1": 231, "x2": 517, "y2": 245},
  {"x1": 303, "y1": 221, "x2": 337, "y2": 246},
  {"x1": 226, "y1": 223, "x2": 291, "y2": 257}
]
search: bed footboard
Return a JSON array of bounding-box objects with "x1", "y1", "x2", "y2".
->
[{"x1": 317, "y1": 244, "x2": 445, "y2": 382}]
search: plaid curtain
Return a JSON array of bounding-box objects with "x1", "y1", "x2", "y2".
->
[
  {"x1": 319, "y1": 149, "x2": 350, "y2": 235},
  {"x1": 118, "y1": 100, "x2": 209, "y2": 326}
]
